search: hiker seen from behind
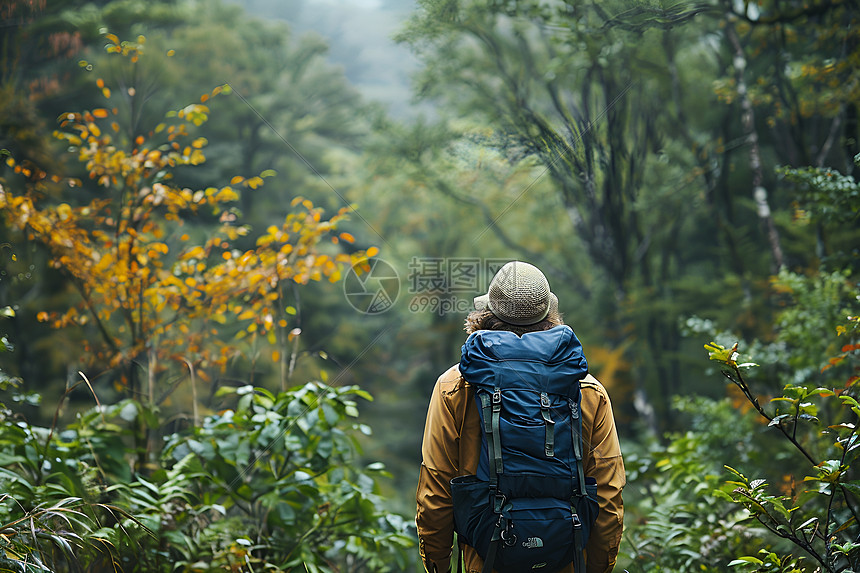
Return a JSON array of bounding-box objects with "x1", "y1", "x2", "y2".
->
[{"x1": 416, "y1": 260, "x2": 625, "y2": 573}]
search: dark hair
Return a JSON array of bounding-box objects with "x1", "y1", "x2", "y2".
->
[{"x1": 464, "y1": 308, "x2": 564, "y2": 337}]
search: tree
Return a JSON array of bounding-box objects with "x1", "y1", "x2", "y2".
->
[
  {"x1": 0, "y1": 32, "x2": 374, "y2": 466},
  {"x1": 393, "y1": 0, "x2": 860, "y2": 432},
  {"x1": 0, "y1": 28, "x2": 414, "y2": 573},
  {"x1": 621, "y1": 157, "x2": 859, "y2": 571},
  {"x1": 395, "y1": 0, "x2": 745, "y2": 425}
]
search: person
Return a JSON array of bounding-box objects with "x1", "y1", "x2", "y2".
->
[{"x1": 415, "y1": 261, "x2": 625, "y2": 573}]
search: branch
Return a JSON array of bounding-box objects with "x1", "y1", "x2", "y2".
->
[
  {"x1": 725, "y1": 17, "x2": 785, "y2": 271},
  {"x1": 724, "y1": 366, "x2": 817, "y2": 466}
]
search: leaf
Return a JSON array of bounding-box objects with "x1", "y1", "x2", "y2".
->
[{"x1": 729, "y1": 557, "x2": 763, "y2": 566}]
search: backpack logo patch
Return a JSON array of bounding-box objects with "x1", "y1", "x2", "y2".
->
[{"x1": 522, "y1": 537, "x2": 544, "y2": 549}]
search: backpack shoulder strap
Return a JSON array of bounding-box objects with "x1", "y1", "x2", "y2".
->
[
  {"x1": 571, "y1": 374, "x2": 588, "y2": 573},
  {"x1": 569, "y1": 385, "x2": 588, "y2": 497}
]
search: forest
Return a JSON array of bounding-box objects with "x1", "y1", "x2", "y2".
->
[{"x1": 0, "y1": 0, "x2": 857, "y2": 571}]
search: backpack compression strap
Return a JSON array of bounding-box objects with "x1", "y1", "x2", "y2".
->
[
  {"x1": 479, "y1": 387, "x2": 511, "y2": 573},
  {"x1": 478, "y1": 388, "x2": 504, "y2": 493},
  {"x1": 569, "y1": 395, "x2": 587, "y2": 497},
  {"x1": 570, "y1": 382, "x2": 587, "y2": 573}
]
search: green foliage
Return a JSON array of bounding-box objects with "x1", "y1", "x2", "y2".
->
[
  {"x1": 781, "y1": 157, "x2": 860, "y2": 225},
  {"x1": 688, "y1": 161, "x2": 860, "y2": 572},
  {"x1": 621, "y1": 397, "x2": 768, "y2": 571},
  {"x1": 161, "y1": 382, "x2": 414, "y2": 571},
  {"x1": 0, "y1": 380, "x2": 413, "y2": 572},
  {"x1": 703, "y1": 318, "x2": 858, "y2": 571},
  {"x1": 729, "y1": 549, "x2": 807, "y2": 573},
  {"x1": 0, "y1": 15, "x2": 413, "y2": 572}
]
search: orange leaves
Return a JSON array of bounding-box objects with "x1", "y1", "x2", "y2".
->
[{"x1": 0, "y1": 31, "x2": 381, "y2": 386}]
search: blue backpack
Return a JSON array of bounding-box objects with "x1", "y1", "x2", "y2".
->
[{"x1": 452, "y1": 326, "x2": 599, "y2": 573}]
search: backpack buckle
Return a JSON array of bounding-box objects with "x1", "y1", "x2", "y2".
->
[
  {"x1": 500, "y1": 522, "x2": 517, "y2": 547},
  {"x1": 493, "y1": 493, "x2": 506, "y2": 513},
  {"x1": 492, "y1": 388, "x2": 501, "y2": 406}
]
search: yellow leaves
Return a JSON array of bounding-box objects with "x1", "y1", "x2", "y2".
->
[
  {"x1": 146, "y1": 242, "x2": 169, "y2": 259},
  {"x1": 366, "y1": 246, "x2": 380, "y2": 257},
  {"x1": 237, "y1": 309, "x2": 256, "y2": 320},
  {"x1": 189, "y1": 149, "x2": 205, "y2": 165},
  {"x1": 177, "y1": 103, "x2": 210, "y2": 126},
  {"x1": 57, "y1": 203, "x2": 72, "y2": 221},
  {"x1": 11, "y1": 49, "x2": 382, "y2": 382},
  {"x1": 209, "y1": 186, "x2": 238, "y2": 203}
]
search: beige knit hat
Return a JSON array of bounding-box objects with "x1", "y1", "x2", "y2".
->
[{"x1": 473, "y1": 261, "x2": 558, "y2": 326}]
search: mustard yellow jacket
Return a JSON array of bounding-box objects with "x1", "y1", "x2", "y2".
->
[{"x1": 416, "y1": 365, "x2": 625, "y2": 573}]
